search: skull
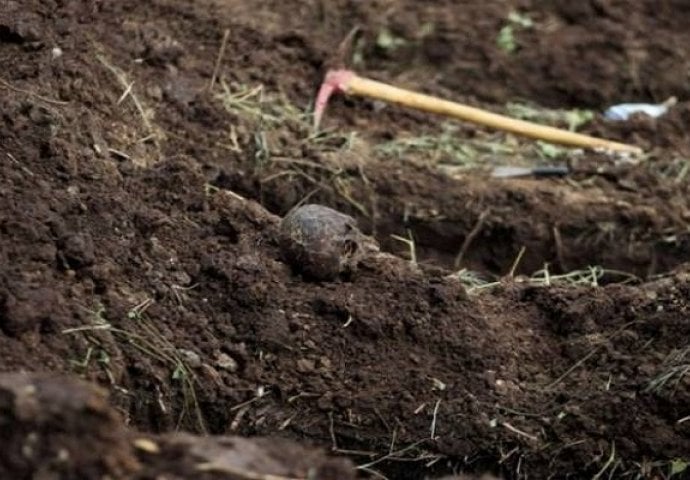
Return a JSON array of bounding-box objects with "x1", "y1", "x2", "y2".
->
[{"x1": 278, "y1": 204, "x2": 379, "y2": 281}]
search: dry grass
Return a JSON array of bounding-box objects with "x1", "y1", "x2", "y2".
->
[
  {"x1": 648, "y1": 155, "x2": 690, "y2": 183},
  {"x1": 96, "y1": 53, "x2": 164, "y2": 166},
  {"x1": 506, "y1": 101, "x2": 594, "y2": 132},
  {"x1": 213, "y1": 80, "x2": 377, "y2": 216},
  {"x1": 374, "y1": 121, "x2": 579, "y2": 177},
  {"x1": 63, "y1": 299, "x2": 206, "y2": 433},
  {"x1": 97, "y1": 54, "x2": 162, "y2": 144},
  {"x1": 0, "y1": 76, "x2": 69, "y2": 105},
  {"x1": 452, "y1": 264, "x2": 638, "y2": 294},
  {"x1": 645, "y1": 346, "x2": 690, "y2": 395}
]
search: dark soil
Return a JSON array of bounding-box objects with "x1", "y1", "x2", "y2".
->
[
  {"x1": 1, "y1": 1, "x2": 690, "y2": 479},
  {"x1": 0, "y1": 372, "x2": 354, "y2": 479}
]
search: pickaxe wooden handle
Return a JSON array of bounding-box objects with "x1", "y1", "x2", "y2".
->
[{"x1": 314, "y1": 69, "x2": 642, "y2": 154}]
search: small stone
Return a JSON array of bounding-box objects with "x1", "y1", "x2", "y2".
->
[
  {"x1": 278, "y1": 204, "x2": 378, "y2": 281},
  {"x1": 199, "y1": 364, "x2": 222, "y2": 386},
  {"x1": 147, "y1": 85, "x2": 163, "y2": 101},
  {"x1": 495, "y1": 379, "x2": 508, "y2": 396},
  {"x1": 494, "y1": 379, "x2": 520, "y2": 396},
  {"x1": 319, "y1": 356, "x2": 332, "y2": 369},
  {"x1": 296, "y1": 358, "x2": 315, "y2": 373},
  {"x1": 177, "y1": 349, "x2": 202, "y2": 369},
  {"x1": 61, "y1": 233, "x2": 96, "y2": 268},
  {"x1": 215, "y1": 353, "x2": 238, "y2": 372},
  {"x1": 133, "y1": 438, "x2": 160, "y2": 454},
  {"x1": 170, "y1": 270, "x2": 191, "y2": 286},
  {"x1": 56, "y1": 448, "x2": 70, "y2": 462}
]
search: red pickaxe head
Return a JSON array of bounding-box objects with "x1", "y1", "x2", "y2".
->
[
  {"x1": 313, "y1": 69, "x2": 355, "y2": 130},
  {"x1": 313, "y1": 27, "x2": 362, "y2": 130}
]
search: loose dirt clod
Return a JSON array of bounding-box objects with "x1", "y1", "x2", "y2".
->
[
  {"x1": 279, "y1": 204, "x2": 379, "y2": 281},
  {"x1": 0, "y1": 372, "x2": 141, "y2": 479},
  {"x1": 0, "y1": 373, "x2": 356, "y2": 480}
]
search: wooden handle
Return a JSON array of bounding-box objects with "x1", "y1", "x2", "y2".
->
[{"x1": 344, "y1": 74, "x2": 642, "y2": 154}]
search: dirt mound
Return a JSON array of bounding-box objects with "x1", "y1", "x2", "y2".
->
[{"x1": 1, "y1": 0, "x2": 690, "y2": 479}]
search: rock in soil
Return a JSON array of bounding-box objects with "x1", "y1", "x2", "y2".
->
[
  {"x1": 0, "y1": 372, "x2": 141, "y2": 479},
  {"x1": 0, "y1": 372, "x2": 357, "y2": 480}
]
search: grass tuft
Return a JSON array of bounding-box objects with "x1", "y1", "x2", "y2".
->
[
  {"x1": 213, "y1": 81, "x2": 374, "y2": 215},
  {"x1": 506, "y1": 102, "x2": 594, "y2": 132},
  {"x1": 375, "y1": 122, "x2": 580, "y2": 176},
  {"x1": 64, "y1": 300, "x2": 207, "y2": 433},
  {"x1": 451, "y1": 264, "x2": 638, "y2": 294},
  {"x1": 215, "y1": 80, "x2": 355, "y2": 151},
  {"x1": 645, "y1": 346, "x2": 690, "y2": 395}
]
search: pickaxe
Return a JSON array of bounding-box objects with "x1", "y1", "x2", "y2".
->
[{"x1": 313, "y1": 34, "x2": 641, "y2": 154}]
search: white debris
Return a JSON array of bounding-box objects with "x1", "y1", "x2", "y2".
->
[{"x1": 604, "y1": 97, "x2": 677, "y2": 121}]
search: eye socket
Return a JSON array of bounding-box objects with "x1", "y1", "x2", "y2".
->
[{"x1": 342, "y1": 239, "x2": 358, "y2": 256}]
